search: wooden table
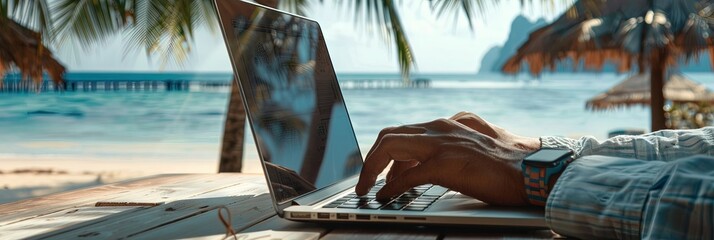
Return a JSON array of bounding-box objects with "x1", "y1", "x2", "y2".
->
[{"x1": 0, "y1": 174, "x2": 557, "y2": 239}]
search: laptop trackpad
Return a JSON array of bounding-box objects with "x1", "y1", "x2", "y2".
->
[
  {"x1": 427, "y1": 192, "x2": 542, "y2": 217},
  {"x1": 427, "y1": 192, "x2": 490, "y2": 211}
]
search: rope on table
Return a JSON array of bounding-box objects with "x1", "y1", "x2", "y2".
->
[{"x1": 217, "y1": 206, "x2": 238, "y2": 240}]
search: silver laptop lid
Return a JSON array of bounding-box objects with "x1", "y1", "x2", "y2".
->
[{"x1": 216, "y1": 0, "x2": 363, "y2": 206}]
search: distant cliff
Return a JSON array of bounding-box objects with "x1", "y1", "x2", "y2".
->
[
  {"x1": 479, "y1": 15, "x2": 713, "y2": 74},
  {"x1": 478, "y1": 15, "x2": 547, "y2": 74}
]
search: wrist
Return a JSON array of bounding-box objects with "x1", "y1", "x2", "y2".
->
[{"x1": 514, "y1": 136, "x2": 541, "y2": 152}]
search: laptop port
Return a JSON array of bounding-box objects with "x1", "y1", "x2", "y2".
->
[
  {"x1": 355, "y1": 214, "x2": 370, "y2": 220},
  {"x1": 290, "y1": 212, "x2": 311, "y2": 219},
  {"x1": 376, "y1": 216, "x2": 396, "y2": 220},
  {"x1": 404, "y1": 217, "x2": 426, "y2": 221},
  {"x1": 336, "y1": 213, "x2": 349, "y2": 220},
  {"x1": 317, "y1": 213, "x2": 330, "y2": 219}
]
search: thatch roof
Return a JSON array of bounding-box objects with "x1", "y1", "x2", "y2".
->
[
  {"x1": 587, "y1": 73, "x2": 714, "y2": 110},
  {"x1": 0, "y1": 17, "x2": 65, "y2": 86},
  {"x1": 503, "y1": 0, "x2": 714, "y2": 75}
]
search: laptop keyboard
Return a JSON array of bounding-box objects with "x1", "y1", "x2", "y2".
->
[{"x1": 322, "y1": 180, "x2": 449, "y2": 211}]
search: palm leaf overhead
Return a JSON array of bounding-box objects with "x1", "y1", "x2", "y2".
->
[
  {"x1": 125, "y1": 1, "x2": 191, "y2": 66},
  {"x1": 340, "y1": 0, "x2": 415, "y2": 77},
  {"x1": 429, "y1": 0, "x2": 576, "y2": 29},
  {"x1": 279, "y1": 0, "x2": 314, "y2": 16},
  {"x1": 51, "y1": 0, "x2": 130, "y2": 47},
  {"x1": 51, "y1": 0, "x2": 217, "y2": 68},
  {"x1": 429, "y1": 0, "x2": 495, "y2": 30}
]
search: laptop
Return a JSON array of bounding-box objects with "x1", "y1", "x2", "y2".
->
[{"x1": 215, "y1": 0, "x2": 546, "y2": 227}]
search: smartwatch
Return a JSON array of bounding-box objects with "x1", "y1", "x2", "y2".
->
[{"x1": 521, "y1": 148, "x2": 574, "y2": 206}]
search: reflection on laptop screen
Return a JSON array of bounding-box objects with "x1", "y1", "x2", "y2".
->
[{"x1": 219, "y1": 2, "x2": 363, "y2": 204}]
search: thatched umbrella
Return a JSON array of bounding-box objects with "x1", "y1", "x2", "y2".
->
[
  {"x1": 587, "y1": 73, "x2": 714, "y2": 110},
  {"x1": 503, "y1": 0, "x2": 714, "y2": 131},
  {"x1": 0, "y1": 17, "x2": 65, "y2": 88}
]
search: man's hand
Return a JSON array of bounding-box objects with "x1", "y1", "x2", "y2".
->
[
  {"x1": 449, "y1": 112, "x2": 540, "y2": 152},
  {"x1": 355, "y1": 112, "x2": 540, "y2": 206}
]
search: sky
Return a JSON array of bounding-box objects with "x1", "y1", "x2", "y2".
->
[{"x1": 58, "y1": 0, "x2": 569, "y2": 74}]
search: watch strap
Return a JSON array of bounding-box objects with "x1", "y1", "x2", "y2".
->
[{"x1": 522, "y1": 160, "x2": 566, "y2": 206}]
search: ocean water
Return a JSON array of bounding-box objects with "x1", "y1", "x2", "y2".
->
[{"x1": 1, "y1": 72, "x2": 712, "y2": 168}]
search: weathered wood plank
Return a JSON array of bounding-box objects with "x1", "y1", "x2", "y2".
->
[
  {"x1": 215, "y1": 197, "x2": 330, "y2": 239},
  {"x1": 130, "y1": 194, "x2": 277, "y2": 239},
  {"x1": 0, "y1": 174, "x2": 199, "y2": 224},
  {"x1": 90, "y1": 173, "x2": 263, "y2": 205},
  {"x1": 0, "y1": 206, "x2": 140, "y2": 239},
  {"x1": 178, "y1": 230, "x2": 320, "y2": 240},
  {"x1": 28, "y1": 178, "x2": 270, "y2": 239},
  {"x1": 0, "y1": 174, "x2": 263, "y2": 225},
  {"x1": 0, "y1": 174, "x2": 265, "y2": 239}
]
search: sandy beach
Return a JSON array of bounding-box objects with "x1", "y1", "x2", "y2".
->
[{"x1": 0, "y1": 155, "x2": 264, "y2": 204}]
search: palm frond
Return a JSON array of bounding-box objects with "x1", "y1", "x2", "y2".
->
[
  {"x1": 192, "y1": 0, "x2": 218, "y2": 34},
  {"x1": 51, "y1": 0, "x2": 130, "y2": 47},
  {"x1": 428, "y1": 0, "x2": 574, "y2": 30},
  {"x1": 0, "y1": 1, "x2": 5, "y2": 20},
  {"x1": 279, "y1": 0, "x2": 312, "y2": 16},
  {"x1": 124, "y1": 1, "x2": 177, "y2": 66},
  {"x1": 428, "y1": 0, "x2": 494, "y2": 30},
  {"x1": 342, "y1": 0, "x2": 415, "y2": 78},
  {"x1": 51, "y1": 0, "x2": 216, "y2": 69},
  {"x1": 383, "y1": 0, "x2": 413, "y2": 77},
  {"x1": 124, "y1": 0, "x2": 216, "y2": 69}
]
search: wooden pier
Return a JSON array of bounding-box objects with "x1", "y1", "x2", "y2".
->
[
  {"x1": 0, "y1": 79, "x2": 232, "y2": 93},
  {"x1": 339, "y1": 78, "x2": 431, "y2": 89},
  {"x1": 0, "y1": 73, "x2": 431, "y2": 93},
  {"x1": 0, "y1": 72, "x2": 235, "y2": 93}
]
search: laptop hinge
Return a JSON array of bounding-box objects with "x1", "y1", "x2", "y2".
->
[{"x1": 293, "y1": 175, "x2": 359, "y2": 206}]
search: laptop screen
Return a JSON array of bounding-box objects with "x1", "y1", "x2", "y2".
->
[{"x1": 218, "y1": 1, "x2": 363, "y2": 204}]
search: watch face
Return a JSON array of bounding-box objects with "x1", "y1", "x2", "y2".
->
[{"x1": 524, "y1": 149, "x2": 572, "y2": 167}]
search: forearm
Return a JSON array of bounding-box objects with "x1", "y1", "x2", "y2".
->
[
  {"x1": 545, "y1": 155, "x2": 714, "y2": 239},
  {"x1": 541, "y1": 127, "x2": 714, "y2": 161},
  {"x1": 545, "y1": 156, "x2": 665, "y2": 239}
]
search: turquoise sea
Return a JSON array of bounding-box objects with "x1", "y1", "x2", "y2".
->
[{"x1": 1, "y1": 72, "x2": 712, "y2": 167}]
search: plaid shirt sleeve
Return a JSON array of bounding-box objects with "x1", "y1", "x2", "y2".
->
[
  {"x1": 539, "y1": 127, "x2": 714, "y2": 239},
  {"x1": 541, "y1": 127, "x2": 714, "y2": 160}
]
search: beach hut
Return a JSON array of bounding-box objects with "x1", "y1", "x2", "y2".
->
[
  {"x1": 0, "y1": 16, "x2": 65, "y2": 86},
  {"x1": 502, "y1": 0, "x2": 714, "y2": 131},
  {"x1": 587, "y1": 73, "x2": 714, "y2": 110}
]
